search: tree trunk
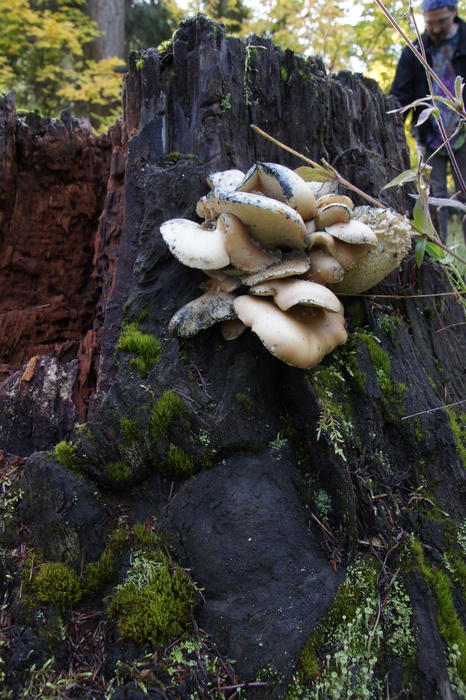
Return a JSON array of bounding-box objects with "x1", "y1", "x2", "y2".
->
[
  {"x1": 1, "y1": 15, "x2": 466, "y2": 700},
  {"x1": 88, "y1": 0, "x2": 126, "y2": 60}
]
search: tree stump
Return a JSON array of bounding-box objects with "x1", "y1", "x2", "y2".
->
[{"x1": 1, "y1": 15, "x2": 466, "y2": 699}]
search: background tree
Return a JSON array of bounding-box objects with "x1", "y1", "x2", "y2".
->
[
  {"x1": 191, "y1": 0, "x2": 250, "y2": 34},
  {"x1": 125, "y1": 0, "x2": 181, "y2": 55},
  {"x1": 88, "y1": 0, "x2": 126, "y2": 59}
]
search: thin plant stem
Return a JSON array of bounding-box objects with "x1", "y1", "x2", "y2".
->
[{"x1": 251, "y1": 124, "x2": 385, "y2": 208}]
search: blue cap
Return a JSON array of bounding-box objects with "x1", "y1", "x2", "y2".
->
[{"x1": 423, "y1": 0, "x2": 457, "y2": 11}]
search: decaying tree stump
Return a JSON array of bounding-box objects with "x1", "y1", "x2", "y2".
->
[{"x1": 1, "y1": 15, "x2": 466, "y2": 699}]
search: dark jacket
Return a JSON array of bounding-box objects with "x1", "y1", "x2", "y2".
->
[{"x1": 390, "y1": 17, "x2": 466, "y2": 145}]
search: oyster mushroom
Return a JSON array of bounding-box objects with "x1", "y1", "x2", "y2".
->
[
  {"x1": 241, "y1": 251, "x2": 310, "y2": 286},
  {"x1": 303, "y1": 249, "x2": 346, "y2": 286},
  {"x1": 314, "y1": 202, "x2": 352, "y2": 230},
  {"x1": 249, "y1": 278, "x2": 342, "y2": 313},
  {"x1": 329, "y1": 207, "x2": 412, "y2": 295},
  {"x1": 168, "y1": 290, "x2": 237, "y2": 337},
  {"x1": 233, "y1": 295, "x2": 347, "y2": 369},
  {"x1": 236, "y1": 162, "x2": 316, "y2": 220},
  {"x1": 160, "y1": 218, "x2": 229, "y2": 270},
  {"x1": 204, "y1": 189, "x2": 307, "y2": 250},
  {"x1": 219, "y1": 213, "x2": 281, "y2": 273},
  {"x1": 207, "y1": 169, "x2": 245, "y2": 191}
]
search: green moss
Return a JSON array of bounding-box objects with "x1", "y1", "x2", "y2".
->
[
  {"x1": 33, "y1": 562, "x2": 83, "y2": 615},
  {"x1": 235, "y1": 391, "x2": 253, "y2": 410},
  {"x1": 446, "y1": 408, "x2": 466, "y2": 467},
  {"x1": 117, "y1": 321, "x2": 161, "y2": 376},
  {"x1": 107, "y1": 549, "x2": 196, "y2": 648},
  {"x1": 165, "y1": 151, "x2": 201, "y2": 165},
  {"x1": 162, "y1": 446, "x2": 195, "y2": 480},
  {"x1": 345, "y1": 301, "x2": 365, "y2": 329},
  {"x1": 149, "y1": 390, "x2": 183, "y2": 443},
  {"x1": 120, "y1": 416, "x2": 140, "y2": 445},
  {"x1": 84, "y1": 548, "x2": 117, "y2": 595},
  {"x1": 133, "y1": 523, "x2": 162, "y2": 548},
  {"x1": 53, "y1": 441, "x2": 79, "y2": 472},
  {"x1": 107, "y1": 460, "x2": 134, "y2": 489},
  {"x1": 413, "y1": 537, "x2": 466, "y2": 685}
]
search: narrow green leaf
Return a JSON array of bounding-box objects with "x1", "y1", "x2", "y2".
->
[
  {"x1": 425, "y1": 241, "x2": 444, "y2": 261},
  {"x1": 413, "y1": 197, "x2": 425, "y2": 232},
  {"x1": 416, "y1": 106, "x2": 435, "y2": 126},
  {"x1": 415, "y1": 236, "x2": 427, "y2": 267},
  {"x1": 295, "y1": 166, "x2": 333, "y2": 182},
  {"x1": 381, "y1": 169, "x2": 417, "y2": 191},
  {"x1": 454, "y1": 75, "x2": 464, "y2": 108}
]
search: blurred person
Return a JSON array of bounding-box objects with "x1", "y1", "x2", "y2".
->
[{"x1": 390, "y1": 0, "x2": 466, "y2": 242}]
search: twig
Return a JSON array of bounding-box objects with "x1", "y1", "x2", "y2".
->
[
  {"x1": 401, "y1": 398, "x2": 466, "y2": 420},
  {"x1": 310, "y1": 512, "x2": 336, "y2": 540}
]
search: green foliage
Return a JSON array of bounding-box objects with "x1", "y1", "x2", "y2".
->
[
  {"x1": 235, "y1": 391, "x2": 253, "y2": 410},
  {"x1": 446, "y1": 408, "x2": 466, "y2": 467},
  {"x1": 84, "y1": 547, "x2": 117, "y2": 595},
  {"x1": 0, "y1": 0, "x2": 122, "y2": 131},
  {"x1": 162, "y1": 445, "x2": 195, "y2": 480},
  {"x1": 117, "y1": 321, "x2": 162, "y2": 376},
  {"x1": 53, "y1": 441, "x2": 79, "y2": 472},
  {"x1": 107, "y1": 549, "x2": 196, "y2": 648},
  {"x1": 289, "y1": 556, "x2": 416, "y2": 698},
  {"x1": 33, "y1": 562, "x2": 83, "y2": 615},
  {"x1": 107, "y1": 460, "x2": 134, "y2": 489},
  {"x1": 201, "y1": 0, "x2": 250, "y2": 33},
  {"x1": 149, "y1": 390, "x2": 183, "y2": 443},
  {"x1": 412, "y1": 537, "x2": 466, "y2": 689},
  {"x1": 120, "y1": 416, "x2": 140, "y2": 445},
  {"x1": 126, "y1": 1, "x2": 180, "y2": 55}
]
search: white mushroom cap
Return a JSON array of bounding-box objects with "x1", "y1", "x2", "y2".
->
[
  {"x1": 168, "y1": 290, "x2": 237, "y2": 337},
  {"x1": 329, "y1": 207, "x2": 412, "y2": 294},
  {"x1": 325, "y1": 220, "x2": 378, "y2": 246},
  {"x1": 207, "y1": 169, "x2": 245, "y2": 191},
  {"x1": 160, "y1": 218, "x2": 230, "y2": 270},
  {"x1": 236, "y1": 163, "x2": 316, "y2": 220},
  {"x1": 241, "y1": 251, "x2": 310, "y2": 286},
  {"x1": 233, "y1": 295, "x2": 347, "y2": 369},
  {"x1": 204, "y1": 189, "x2": 307, "y2": 250},
  {"x1": 218, "y1": 213, "x2": 281, "y2": 273},
  {"x1": 315, "y1": 193, "x2": 354, "y2": 210},
  {"x1": 249, "y1": 278, "x2": 342, "y2": 312}
]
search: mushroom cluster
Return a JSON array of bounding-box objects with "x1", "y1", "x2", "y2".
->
[{"x1": 160, "y1": 163, "x2": 411, "y2": 369}]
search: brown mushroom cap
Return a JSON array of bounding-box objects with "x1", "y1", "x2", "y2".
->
[
  {"x1": 168, "y1": 290, "x2": 237, "y2": 337},
  {"x1": 233, "y1": 295, "x2": 347, "y2": 369},
  {"x1": 160, "y1": 218, "x2": 230, "y2": 270},
  {"x1": 204, "y1": 189, "x2": 307, "y2": 250},
  {"x1": 218, "y1": 213, "x2": 281, "y2": 273},
  {"x1": 249, "y1": 278, "x2": 342, "y2": 312}
]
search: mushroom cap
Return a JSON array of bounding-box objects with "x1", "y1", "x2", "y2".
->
[
  {"x1": 241, "y1": 251, "x2": 310, "y2": 286},
  {"x1": 168, "y1": 290, "x2": 237, "y2": 337},
  {"x1": 315, "y1": 193, "x2": 354, "y2": 210},
  {"x1": 237, "y1": 162, "x2": 316, "y2": 220},
  {"x1": 315, "y1": 203, "x2": 352, "y2": 230},
  {"x1": 301, "y1": 249, "x2": 346, "y2": 285},
  {"x1": 219, "y1": 318, "x2": 246, "y2": 340},
  {"x1": 207, "y1": 169, "x2": 245, "y2": 191},
  {"x1": 249, "y1": 278, "x2": 342, "y2": 312},
  {"x1": 306, "y1": 231, "x2": 363, "y2": 270},
  {"x1": 160, "y1": 218, "x2": 230, "y2": 270},
  {"x1": 233, "y1": 295, "x2": 347, "y2": 369},
  {"x1": 218, "y1": 213, "x2": 281, "y2": 273},
  {"x1": 325, "y1": 219, "x2": 378, "y2": 246},
  {"x1": 204, "y1": 189, "x2": 307, "y2": 250},
  {"x1": 329, "y1": 207, "x2": 412, "y2": 294}
]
